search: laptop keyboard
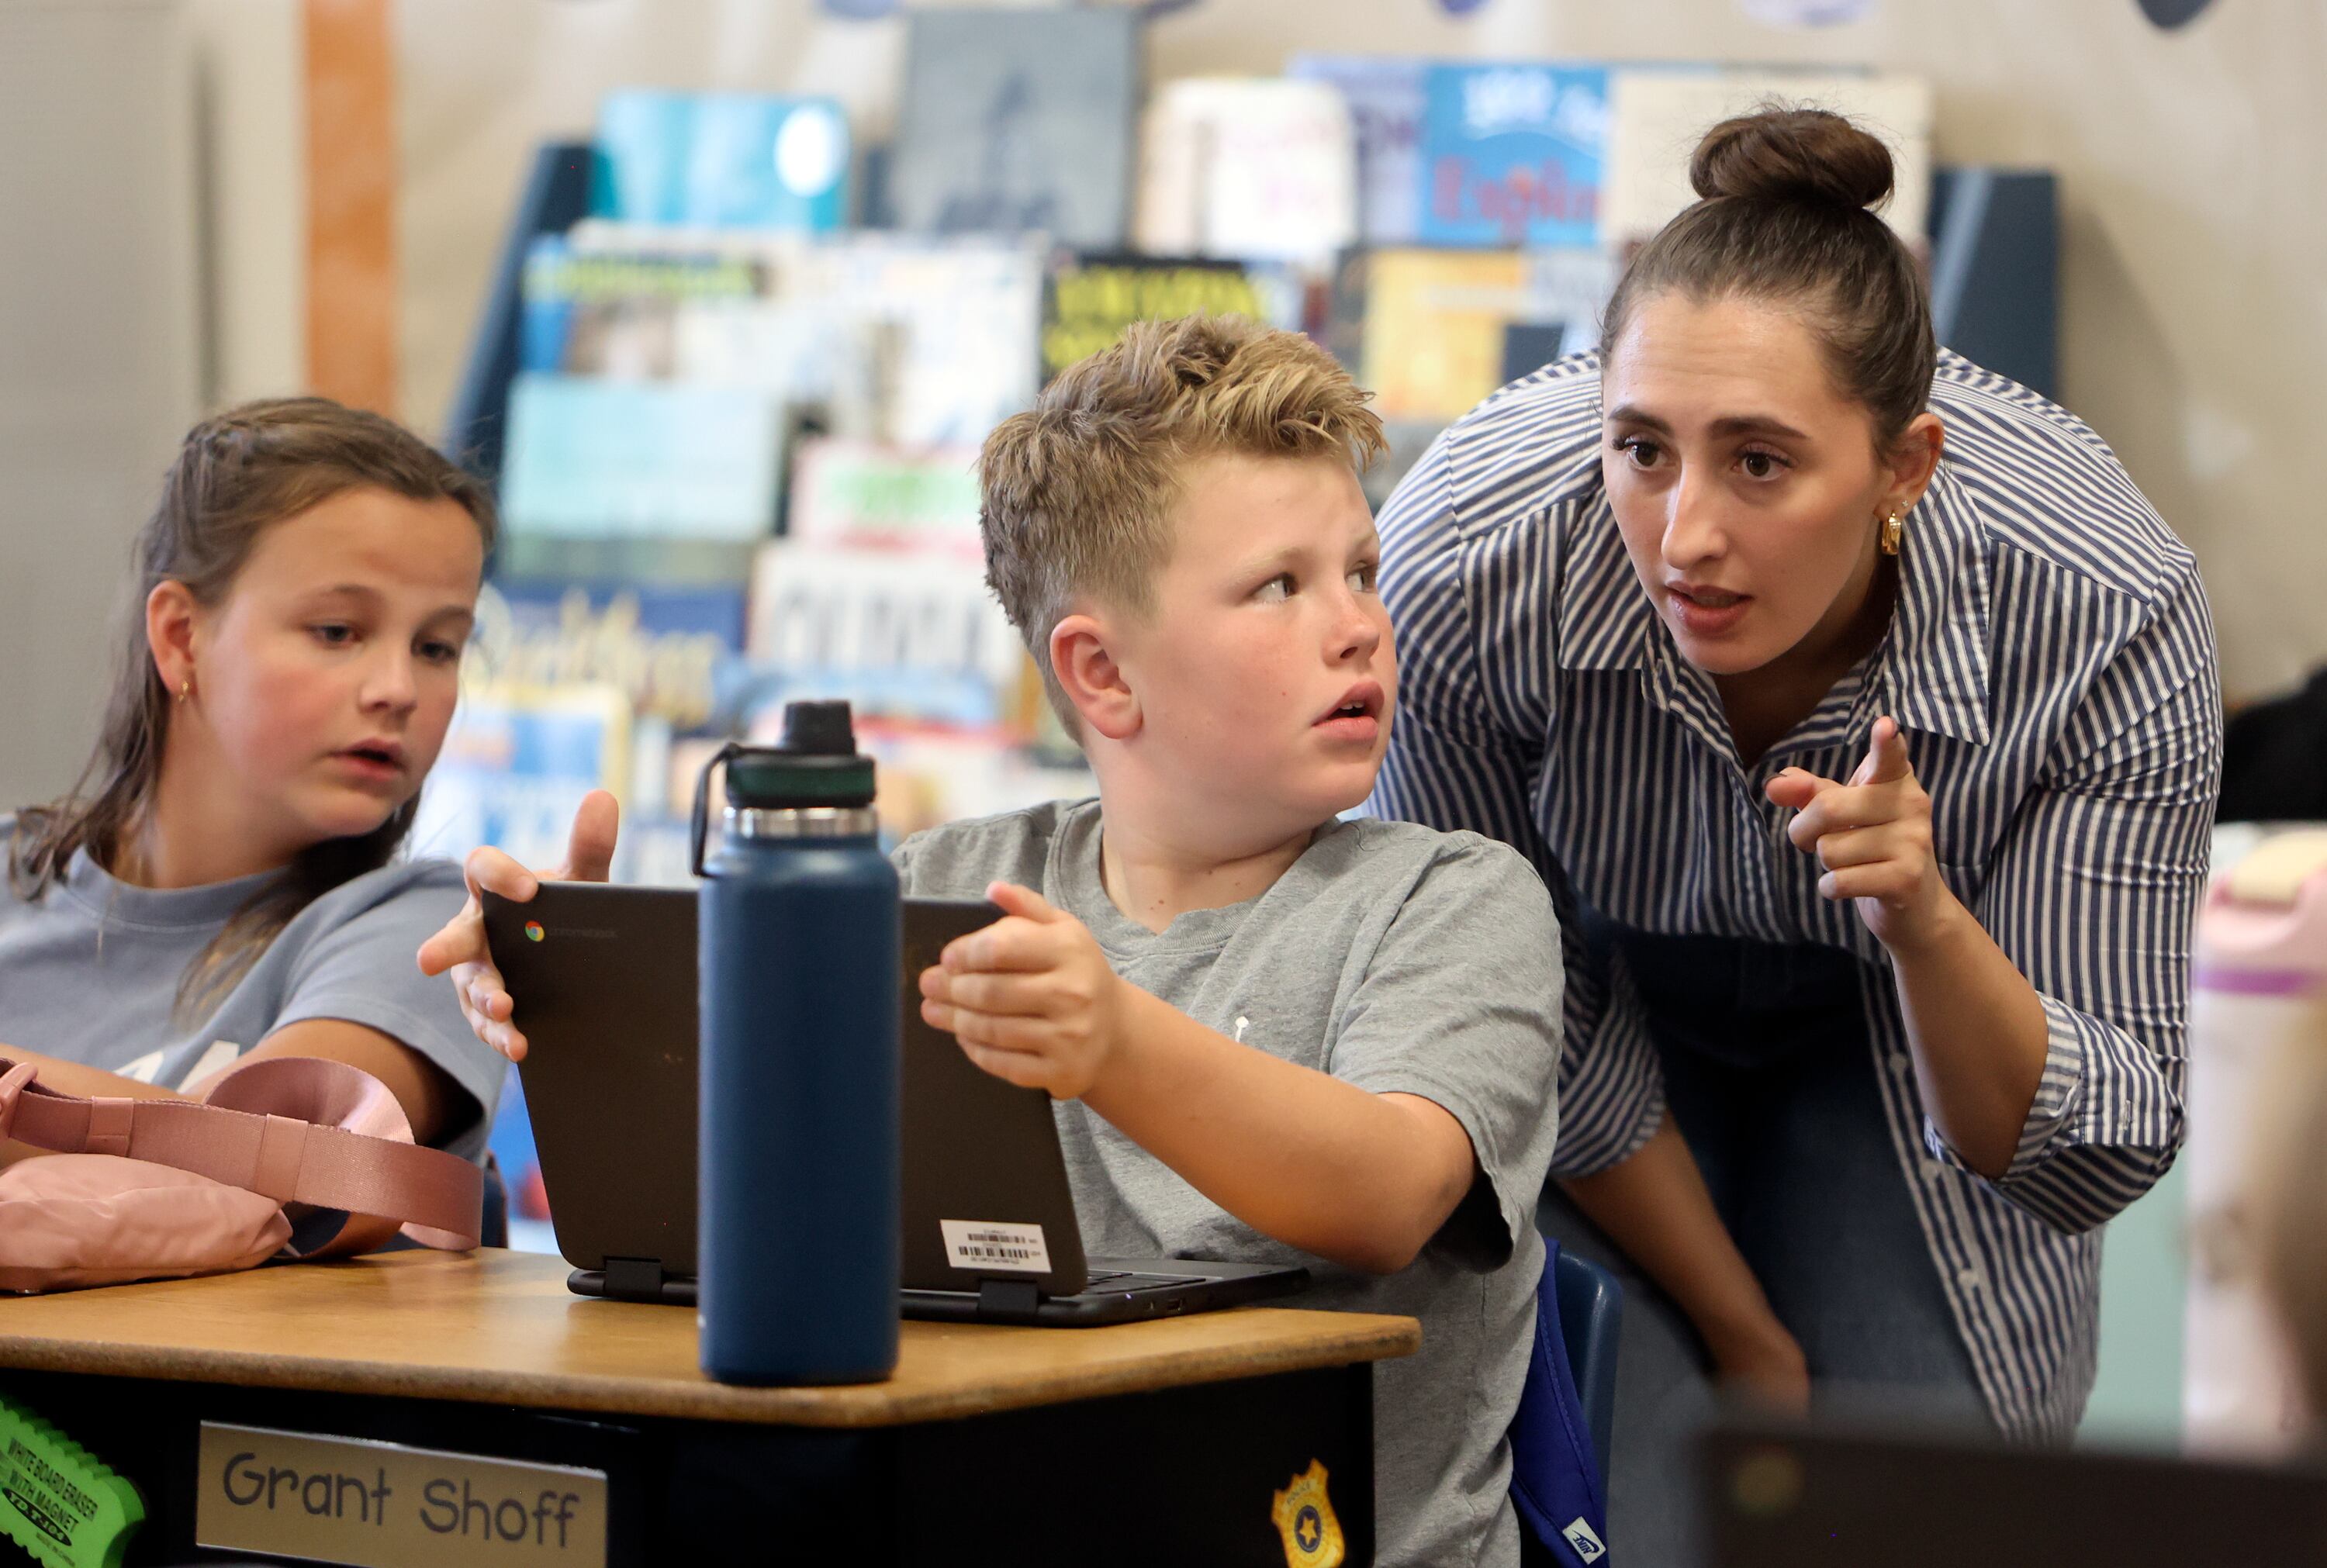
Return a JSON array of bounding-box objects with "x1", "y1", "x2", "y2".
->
[{"x1": 1082, "y1": 1270, "x2": 1202, "y2": 1293}]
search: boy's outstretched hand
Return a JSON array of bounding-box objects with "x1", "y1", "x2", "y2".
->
[{"x1": 918, "y1": 881, "x2": 1129, "y2": 1100}]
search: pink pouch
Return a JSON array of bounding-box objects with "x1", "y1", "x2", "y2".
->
[{"x1": 0, "y1": 1053, "x2": 482, "y2": 1293}]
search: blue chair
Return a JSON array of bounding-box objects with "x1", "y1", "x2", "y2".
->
[
  {"x1": 1554, "y1": 1246, "x2": 1623, "y2": 1477},
  {"x1": 1511, "y1": 1240, "x2": 1623, "y2": 1564}
]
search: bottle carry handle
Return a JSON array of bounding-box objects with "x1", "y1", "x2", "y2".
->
[{"x1": 689, "y1": 741, "x2": 747, "y2": 879}]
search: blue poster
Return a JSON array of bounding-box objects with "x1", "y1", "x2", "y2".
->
[{"x1": 1417, "y1": 63, "x2": 1609, "y2": 248}]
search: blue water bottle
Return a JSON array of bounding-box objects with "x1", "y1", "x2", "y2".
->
[{"x1": 692, "y1": 700, "x2": 901, "y2": 1385}]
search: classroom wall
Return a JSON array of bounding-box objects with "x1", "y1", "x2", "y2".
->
[
  {"x1": 392, "y1": 0, "x2": 2327, "y2": 703},
  {"x1": 0, "y1": 2, "x2": 202, "y2": 810},
  {"x1": 0, "y1": 1, "x2": 303, "y2": 810},
  {"x1": 194, "y1": 0, "x2": 306, "y2": 409}
]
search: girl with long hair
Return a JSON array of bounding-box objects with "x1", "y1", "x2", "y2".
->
[{"x1": 2, "y1": 398, "x2": 510, "y2": 1161}]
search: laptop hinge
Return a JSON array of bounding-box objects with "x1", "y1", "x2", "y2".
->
[
  {"x1": 977, "y1": 1277, "x2": 1042, "y2": 1318},
  {"x1": 603, "y1": 1256, "x2": 666, "y2": 1303}
]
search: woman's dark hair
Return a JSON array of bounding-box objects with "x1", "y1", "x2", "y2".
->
[
  {"x1": 1600, "y1": 105, "x2": 1938, "y2": 448},
  {"x1": 8, "y1": 396, "x2": 496, "y2": 1017}
]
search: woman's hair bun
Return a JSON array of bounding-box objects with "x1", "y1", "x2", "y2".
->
[{"x1": 1689, "y1": 105, "x2": 1893, "y2": 212}]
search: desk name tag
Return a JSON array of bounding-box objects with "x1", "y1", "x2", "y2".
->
[{"x1": 195, "y1": 1423, "x2": 607, "y2": 1568}]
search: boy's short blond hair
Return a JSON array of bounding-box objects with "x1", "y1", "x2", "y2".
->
[{"x1": 979, "y1": 313, "x2": 1387, "y2": 733}]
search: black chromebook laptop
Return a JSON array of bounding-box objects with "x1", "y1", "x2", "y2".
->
[{"x1": 481, "y1": 883, "x2": 1306, "y2": 1325}]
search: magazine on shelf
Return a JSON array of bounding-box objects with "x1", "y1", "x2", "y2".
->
[
  {"x1": 538, "y1": 224, "x2": 1044, "y2": 440},
  {"x1": 1417, "y1": 62, "x2": 1612, "y2": 248},
  {"x1": 1133, "y1": 77, "x2": 1357, "y2": 264},
  {"x1": 807, "y1": 239, "x2": 1045, "y2": 446},
  {"x1": 500, "y1": 373, "x2": 785, "y2": 541},
  {"x1": 519, "y1": 234, "x2": 764, "y2": 377},
  {"x1": 745, "y1": 541, "x2": 1029, "y2": 732},
  {"x1": 662, "y1": 234, "x2": 1046, "y2": 448},
  {"x1": 1287, "y1": 54, "x2": 1432, "y2": 246},
  {"x1": 1355, "y1": 247, "x2": 1615, "y2": 421},
  {"x1": 1042, "y1": 252, "x2": 1273, "y2": 381},
  {"x1": 786, "y1": 439, "x2": 985, "y2": 561},
  {"x1": 888, "y1": 6, "x2": 1141, "y2": 248},
  {"x1": 594, "y1": 88, "x2": 849, "y2": 232},
  {"x1": 472, "y1": 579, "x2": 747, "y2": 734}
]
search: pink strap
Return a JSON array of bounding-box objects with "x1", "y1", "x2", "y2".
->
[
  {"x1": 86, "y1": 1099, "x2": 133, "y2": 1158},
  {"x1": 0, "y1": 1054, "x2": 481, "y2": 1249}
]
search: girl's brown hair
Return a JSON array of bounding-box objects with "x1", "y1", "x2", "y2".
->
[
  {"x1": 1600, "y1": 105, "x2": 1938, "y2": 449},
  {"x1": 8, "y1": 396, "x2": 496, "y2": 1016}
]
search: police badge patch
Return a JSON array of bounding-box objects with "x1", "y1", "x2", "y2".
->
[{"x1": 1270, "y1": 1459, "x2": 1346, "y2": 1568}]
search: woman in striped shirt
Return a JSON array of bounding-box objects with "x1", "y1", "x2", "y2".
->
[{"x1": 1371, "y1": 107, "x2": 2219, "y2": 1552}]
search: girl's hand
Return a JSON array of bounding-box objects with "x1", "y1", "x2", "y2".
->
[
  {"x1": 415, "y1": 790, "x2": 619, "y2": 1062},
  {"x1": 1765, "y1": 716, "x2": 1955, "y2": 955},
  {"x1": 917, "y1": 882, "x2": 1129, "y2": 1100}
]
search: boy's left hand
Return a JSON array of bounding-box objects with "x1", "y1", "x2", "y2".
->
[{"x1": 918, "y1": 882, "x2": 1129, "y2": 1099}]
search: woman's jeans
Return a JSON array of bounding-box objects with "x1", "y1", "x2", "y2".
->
[{"x1": 1539, "y1": 914, "x2": 1992, "y2": 1565}]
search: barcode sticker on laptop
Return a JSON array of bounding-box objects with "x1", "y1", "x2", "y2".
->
[{"x1": 940, "y1": 1219, "x2": 1052, "y2": 1275}]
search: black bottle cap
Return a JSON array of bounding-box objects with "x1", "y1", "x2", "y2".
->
[{"x1": 726, "y1": 701, "x2": 877, "y2": 810}]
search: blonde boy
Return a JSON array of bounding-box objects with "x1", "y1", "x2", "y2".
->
[
  {"x1": 897, "y1": 316, "x2": 1562, "y2": 1566},
  {"x1": 434, "y1": 316, "x2": 1563, "y2": 1566}
]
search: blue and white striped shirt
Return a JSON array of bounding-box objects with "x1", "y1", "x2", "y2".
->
[{"x1": 1368, "y1": 349, "x2": 2222, "y2": 1438}]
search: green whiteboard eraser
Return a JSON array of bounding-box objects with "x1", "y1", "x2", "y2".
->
[{"x1": 0, "y1": 1390, "x2": 146, "y2": 1568}]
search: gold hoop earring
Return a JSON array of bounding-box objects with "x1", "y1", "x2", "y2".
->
[
  {"x1": 1879, "y1": 510, "x2": 1904, "y2": 557},
  {"x1": 176, "y1": 679, "x2": 191, "y2": 704}
]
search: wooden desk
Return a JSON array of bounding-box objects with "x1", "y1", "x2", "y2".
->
[{"x1": 0, "y1": 1249, "x2": 1417, "y2": 1566}]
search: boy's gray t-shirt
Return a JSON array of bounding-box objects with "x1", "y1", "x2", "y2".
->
[
  {"x1": 898, "y1": 798, "x2": 1562, "y2": 1568},
  {"x1": 0, "y1": 820, "x2": 506, "y2": 1160}
]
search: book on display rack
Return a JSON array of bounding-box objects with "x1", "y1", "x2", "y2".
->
[
  {"x1": 887, "y1": 5, "x2": 1143, "y2": 249},
  {"x1": 1041, "y1": 252, "x2": 1274, "y2": 383},
  {"x1": 1354, "y1": 247, "x2": 1614, "y2": 423},
  {"x1": 1132, "y1": 76, "x2": 1357, "y2": 265},
  {"x1": 1416, "y1": 61, "x2": 1613, "y2": 249},
  {"x1": 785, "y1": 438, "x2": 984, "y2": 561},
  {"x1": 593, "y1": 88, "x2": 851, "y2": 232},
  {"x1": 1288, "y1": 54, "x2": 1431, "y2": 247}
]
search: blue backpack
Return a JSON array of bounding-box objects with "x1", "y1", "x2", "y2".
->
[{"x1": 1509, "y1": 1238, "x2": 1617, "y2": 1566}]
